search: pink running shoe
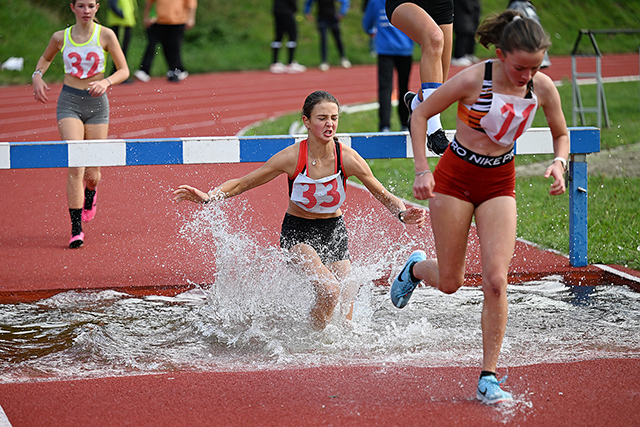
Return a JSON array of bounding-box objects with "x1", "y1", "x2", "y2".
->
[
  {"x1": 82, "y1": 190, "x2": 97, "y2": 222},
  {"x1": 69, "y1": 232, "x2": 85, "y2": 249}
]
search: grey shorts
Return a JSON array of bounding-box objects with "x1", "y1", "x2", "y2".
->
[{"x1": 56, "y1": 84, "x2": 109, "y2": 124}]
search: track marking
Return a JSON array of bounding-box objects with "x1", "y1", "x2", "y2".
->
[{"x1": 0, "y1": 405, "x2": 13, "y2": 427}]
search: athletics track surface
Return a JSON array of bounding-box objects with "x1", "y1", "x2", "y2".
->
[{"x1": 0, "y1": 55, "x2": 639, "y2": 426}]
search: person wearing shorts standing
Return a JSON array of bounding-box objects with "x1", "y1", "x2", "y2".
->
[{"x1": 32, "y1": 0, "x2": 129, "y2": 248}]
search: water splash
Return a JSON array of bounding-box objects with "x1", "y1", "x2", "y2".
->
[{"x1": 0, "y1": 206, "x2": 638, "y2": 383}]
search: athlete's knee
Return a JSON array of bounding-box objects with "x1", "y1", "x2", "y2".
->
[
  {"x1": 482, "y1": 273, "x2": 508, "y2": 298},
  {"x1": 84, "y1": 168, "x2": 101, "y2": 188},
  {"x1": 437, "y1": 274, "x2": 464, "y2": 294},
  {"x1": 419, "y1": 27, "x2": 445, "y2": 57}
]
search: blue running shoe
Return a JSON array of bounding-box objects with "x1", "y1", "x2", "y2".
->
[
  {"x1": 390, "y1": 250, "x2": 426, "y2": 308},
  {"x1": 476, "y1": 375, "x2": 513, "y2": 405}
]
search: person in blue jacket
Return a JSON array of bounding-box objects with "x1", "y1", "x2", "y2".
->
[
  {"x1": 304, "y1": 0, "x2": 352, "y2": 71},
  {"x1": 363, "y1": 0, "x2": 414, "y2": 131}
]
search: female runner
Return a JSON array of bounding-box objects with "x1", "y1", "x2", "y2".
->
[
  {"x1": 32, "y1": 0, "x2": 129, "y2": 248},
  {"x1": 390, "y1": 10, "x2": 569, "y2": 404},
  {"x1": 174, "y1": 91, "x2": 426, "y2": 330}
]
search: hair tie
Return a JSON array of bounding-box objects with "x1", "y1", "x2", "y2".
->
[{"x1": 512, "y1": 15, "x2": 522, "y2": 21}]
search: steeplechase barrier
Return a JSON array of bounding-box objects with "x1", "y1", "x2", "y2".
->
[{"x1": 1, "y1": 127, "x2": 600, "y2": 267}]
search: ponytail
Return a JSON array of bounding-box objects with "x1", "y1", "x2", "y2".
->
[{"x1": 476, "y1": 9, "x2": 551, "y2": 54}]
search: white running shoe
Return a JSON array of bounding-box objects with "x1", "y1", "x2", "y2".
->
[
  {"x1": 286, "y1": 61, "x2": 307, "y2": 73},
  {"x1": 319, "y1": 62, "x2": 330, "y2": 72},
  {"x1": 451, "y1": 56, "x2": 473, "y2": 67},
  {"x1": 340, "y1": 57, "x2": 352, "y2": 69},
  {"x1": 134, "y1": 70, "x2": 151, "y2": 83},
  {"x1": 269, "y1": 62, "x2": 287, "y2": 74}
]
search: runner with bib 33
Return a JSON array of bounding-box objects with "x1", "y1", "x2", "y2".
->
[{"x1": 174, "y1": 91, "x2": 425, "y2": 331}]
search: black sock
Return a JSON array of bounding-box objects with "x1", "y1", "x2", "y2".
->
[
  {"x1": 70, "y1": 209, "x2": 83, "y2": 236},
  {"x1": 480, "y1": 371, "x2": 496, "y2": 379},
  {"x1": 409, "y1": 263, "x2": 420, "y2": 282},
  {"x1": 84, "y1": 188, "x2": 96, "y2": 210}
]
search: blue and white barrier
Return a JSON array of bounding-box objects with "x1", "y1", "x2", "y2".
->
[{"x1": 1, "y1": 127, "x2": 600, "y2": 266}]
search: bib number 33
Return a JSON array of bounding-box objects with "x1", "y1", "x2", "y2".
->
[{"x1": 300, "y1": 179, "x2": 340, "y2": 209}]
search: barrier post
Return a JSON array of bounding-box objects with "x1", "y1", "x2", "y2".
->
[
  {"x1": 567, "y1": 127, "x2": 600, "y2": 267},
  {"x1": 568, "y1": 154, "x2": 589, "y2": 267}
]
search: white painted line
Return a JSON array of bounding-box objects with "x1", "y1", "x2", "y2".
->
[
  {"x1": 0, "y1": 404, "x2": 13, "y2": 427},
  {"x1": 594, "y1": 264, "x2": 640, "y2": 284}
]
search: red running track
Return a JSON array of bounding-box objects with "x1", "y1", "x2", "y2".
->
[{"x1": 0, "y1": 55, "x2": 639, "y2": 426}]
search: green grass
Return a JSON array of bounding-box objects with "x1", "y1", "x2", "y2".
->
[
  {"x1": 2, "y1": 0, "x2": 638, "y2": 268},
  {"x1": 2, "y1": 0, "x2": 640, "y2": 84},
  {"x1": 245, "y1": 81, "x2": 640, "y2": 270}
]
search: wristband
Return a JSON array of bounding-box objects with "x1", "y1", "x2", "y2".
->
[
  {"x1": 415, "y1": 170, "x2": 432, "y2": 177},
  {"x1": 106, "y1": 78, "x2": 112, "y2": 86},
  {"x1": 553, "y1": 157, "x2": 567, "y2": 171},
  {"x1": 32, "y1": 70, "x2": 43, "y2": 79},
  {"x1": 397, "y1": 210, "x2": 406, "y2": 223}
]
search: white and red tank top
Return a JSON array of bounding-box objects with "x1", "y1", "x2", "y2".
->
[
  {"x1": 62, "y1": 24, "x2": 107, "y2": 79},
  {"x1": 288, "y1": 139, "x2": 347, "y2": 214},
  {"x1": 457, "y1": 60, "x2": 538, "y2": 147}
]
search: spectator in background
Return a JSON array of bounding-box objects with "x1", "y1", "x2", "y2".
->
[
  {"x1": 270, "y1": 0, "x2": 307, "y2": 73},
  {"x1": 507, "y1": 0, "x2": 551, "y2": 67},
  {"x1": 304, "y1": 0, "x2": 352, "y2": 72},
  {"x1": 134, "y1": 0, "x2": 197, "y2": 83},
  {"x1": 106, "y1": 0, "x2": 137, "y2": 76},
  {"x1": 363, "y1": 0, "x2": 413, "y2": 132},
  {"x1": 451, "y1": 0, "x2": 480, "y2": 67}
]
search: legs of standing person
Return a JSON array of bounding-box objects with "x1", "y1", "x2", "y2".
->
[
  {"x1": 111, "y1": 26, "x2": 133, "y2": 75},
  {"x1": 271, "y1": 13, "x2": 286, "y2": 71},
  {"x1": 317, "y1": 19, "x2": 329, "y2": 68},
  {"x1": 271, "y1": 13, "x2": 305, "y2": 73},
  {"x1": 396, "y1": 54, "x2": 413, "y2": 129},
  {"x1": 328, "y1": 17, "x2": 350, "y2": 68},
  {"x1": 157, "y1": 24, "x2": 186, "y2": 80},
  {"x1": 289, "y1": 243, "x2": 342, "y2": 330},
  {"x1": 390, "y1": 3, "x2": 452, "y2": 137},
  {"x1": 140, "y1": 23, "x2": 158, "y2": 73},
  {"x1": 377, "y1": 54, "x2": 394, "y2": 131}
]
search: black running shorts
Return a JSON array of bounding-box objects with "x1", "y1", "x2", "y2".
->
[
  {"x1": 385, "y1": 0, "x2": 454, "y2": 26},
  {"x1": 280, "y1": 213, "x2": 350, "y2": 265}
]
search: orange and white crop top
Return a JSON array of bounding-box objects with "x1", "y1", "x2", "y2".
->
[
  {"x1": 288, "y1": 139, "x2": 347, "y2": 214},
  {"x1": 457, "y1": 60, "x2": 538, "y2": 147},
  {"x1": 62, "y1": 24, "x2": 107, "y2": 79}
]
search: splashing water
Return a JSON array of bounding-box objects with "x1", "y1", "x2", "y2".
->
[{"x1": 1, "y1": 204, "x2": 639, "y2": 383}]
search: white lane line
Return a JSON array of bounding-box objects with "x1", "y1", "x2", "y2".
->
[{"x1": 0, "y1": 404, "x2": 13, "y2": 427}]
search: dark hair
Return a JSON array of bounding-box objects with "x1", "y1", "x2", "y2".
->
[
  {"x1": 477, "y1": 9, "x2": 551, "y2": 54},
  {"x1": 302, "y1": 91, "x2": 340, "y2": 119}
]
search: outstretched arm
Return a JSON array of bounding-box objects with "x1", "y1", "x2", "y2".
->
[
  {"x1": 173, "y1": 144, "x2": 297, "y2": 204},
  {"x1": 342, "y1": 147, "x2": 426, "y2": 227}
]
